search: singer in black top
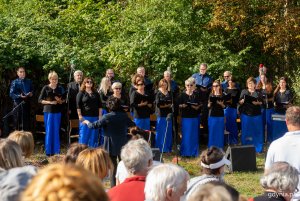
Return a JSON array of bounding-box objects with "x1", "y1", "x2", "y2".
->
[
  {"x1": 208, "y1": 81, "x2": 226, "y2": 149},
  {"x1": 99, "y1": 77, "x2": 113, "y2": 115},
  {"x1": 272, "y1": 77, "x2": 292, "y2": 141},
  {"x1": 223, "y1": 78, "x2": 240, "y2": 145},
  {"x1": 38, "y1": 71, "x2": 65, "y2": 156},
  {"x1": 111, "y1": 82, "x2": 129, "y2": 112},
  {"x1": 178, "y1": 78, "x2": 201, "y2": 157},
  {"x1": 83, "y1": 96, "x2": 136, "y2": 187},
  {"x1": 155, "y1": 79, "x2": 173, "y2": 153},
  {"x1": 239, "y1": 77, "x2": 263, "y2": 153},
  {"x1": 76, "y1": 77, "x2": 102, "y2": 148},
  {"x1": 9, "y1": 67, "x2": 33, "y2": 131},
  {"x1": 67, "y1": 70, "x2": 83, "y2": 119},
  {"x1": 130, "y1": 79, "x2": 153, "y2": 131}
]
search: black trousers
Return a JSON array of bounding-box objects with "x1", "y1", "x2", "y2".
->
[{"x1": 110, "y1": 154, "x2": 120, "y2": 187}]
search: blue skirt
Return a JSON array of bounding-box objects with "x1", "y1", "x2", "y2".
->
[
  {"x1": 79, "y1": 116, "x2": 99, "y2": 148},
  {"x1": 224, "y1": 107, "x2": 238, "y2": 145},
  {"x1": 241, "y1": 114, "x2": 263, "y2": 153},
  {"x1": 134, "y1": 118, "x2": 150, "y2": 131},
  {"x1": 265, "y1": 108, "x2": 275, "y2": 143},
  {"x1": 271, "y1": 113, "x2": 288, "y2": 142},
  {"x1": 155, "y1": 117, "x2": 172, "y2": 152},
  {"x1": 44, "y1": 112, "x2": 61, "y2": 155},
  {"x1": 208, "y1": 116, "x2": 225, "y2": 149},
  {"x1": 180, "y1": 117, "x2": 199, "y2": 157}
]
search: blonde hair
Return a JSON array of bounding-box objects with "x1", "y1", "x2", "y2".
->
[
  {"x1": 99, "y1": 77, "x2": 112, "y2": 95},
  {"x1": 21, "y1": 163, "x2": 108, "y2": 201},
  {"x1": 76, "y1": 148, "x2": 113, "y2": 180},
  {"x1": 112, "y1": 82, "x2": 122, "y2": 90},
  {"x1": 8, "y1": 131, "x2": 34, "y2": 158},
  {"x1": 48, "y1": 71, "x2": 58, "y2": 80},
  {"x1": 0, "y1": 139, "x2": 24, "y2": 169}
]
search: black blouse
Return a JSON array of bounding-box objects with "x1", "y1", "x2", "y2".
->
[
  {"x1": 99, "y1": 90, "x2": 113, "y2": 111},
  {"x1": 76, "y1": 91, "x2": 101, "y2": 117},
  {"x1": 130, "y1": 90, "x2": 153, "y2": 118},
  {"x1": 177, "y1": 91, "x2": 201, "y2": 118},
  {"x1": 224, "y1": 88, "x2": 240, "y2": 109},
  {"x1": 208, "y1": 94, "x2": 224, "y2": 117},
  {"x1": 239, "y1": 89, "x2": 262, "y2": 116},
  {"x1": 274, "y1": 89, "x2": 292, "y2": 114},
  {"x1": 38, "y1": 85, "x2": 65, "y2": 113},
  {"x1": 155, "y1": 90, "x2": 172, "y2": 117}
]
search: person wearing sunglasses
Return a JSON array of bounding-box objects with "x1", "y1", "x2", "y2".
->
[
  {"x1": 111, "y1": 82, "x2": 129, "y2": 112},
  {"x1": 130, "y1": 78, "x2": 153, "y2": 131},
  {"x1": 177, "y1": 77, "x2": 201, "y2": 157},
  {"x1": 76, "y1": 77, "x2": 102, "y2": 148},
  {"x1": 208, "y1": 80, "x2": 226, "y2": 149},
  {"x1": 239, "y1": 77, "x2": 263, "y2": 153}
]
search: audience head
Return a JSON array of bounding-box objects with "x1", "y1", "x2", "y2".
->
[
  {"x1": 8, "y1": 131, "x2": 34, "y2": 158},
  {"x1": 106, "y1": 96, "x2": 122, "y2": 112},
  {"x1": 21, "y1": 163, "x2": 108, "y2": 201},
  {"x1": 73, "y1": 70, "x2": 83, "y2": 83},
  {"x1": 200, "y1": 146, "x2": 230, "y2": 176},
  {"x1": 199, "y1": 63, "x2": 208, "y2": 75},
  {"x1": 0, "y1": 139, "x2": 24, "y2": 170},
  {"x1": 129, "y1": 126, "x2": 150, "y2": 141},
  {"x1": 285, "y1": 106, "x2": 300, "y2": 130},
  {"x1": 64, "y1": 143, "x2": 88, "y2": 164},
  {"x1": 76, "y1": 148, "x2": 113, "y2": 180},
  {"x1": 145, "y1": 163, "x2": 189, "y2": 201},
  {"x1": 187, "y1": 182, "x2": 232, "y2": 201},
  {"x1": 80, "y1": 77, "x2": 96, "y2": 92},
  {"x1": 121, "y1": 139, "x2": 153, "y2": 176},
  {"x1": 261, "y1": 162, "x2": 299, "y2": 201}
]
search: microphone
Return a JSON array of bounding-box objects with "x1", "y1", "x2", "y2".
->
[{"x1": 166, "y1": 113, "x2": 173, "y2": 121}]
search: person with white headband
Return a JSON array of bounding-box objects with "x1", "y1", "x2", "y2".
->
[{"x1": 181, "y1": 146, "x2": 231, "y2": 201}]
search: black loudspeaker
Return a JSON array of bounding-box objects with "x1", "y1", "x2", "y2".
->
[{"x1": 225, "y1": 145, "x2": 256, "y2": 172}]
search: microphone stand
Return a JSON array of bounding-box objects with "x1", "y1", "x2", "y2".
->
[
  {"x1": 160, "y1": 115, "x2": 171, "y2": 163},
  {"x1": 66, "y1": 63, "x2": 75, "y2": 147},
  {"x1": 3, "y1": 101, "x2": 25, "y2": 130}
]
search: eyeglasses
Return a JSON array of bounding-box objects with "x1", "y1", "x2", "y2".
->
[
  {"x1": 137, "y1": 83, "x2": 144, "y2": 86},
  {"x1": 224, "y1": 76, "x2": 229, "y2": 78},
  {"x1": 213, "y1": 85, "x2": 220, "y2": 87},
  {"x1": 186, "y1": 84, "x2": 193, "y2": 87},
  {"x1": 114, "y1": 88, "x2": 121, "y2": 90},
  {"x1": 86, "y1": 81, "x2": 93, "y2": 84}
]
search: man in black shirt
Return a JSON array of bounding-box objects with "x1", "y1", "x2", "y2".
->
[{"x1": 67, "y1": 70, "x2": 83, "y2": 119}]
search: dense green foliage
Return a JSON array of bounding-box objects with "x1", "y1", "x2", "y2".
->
[{"x1": 0, "y1": 0, "x2": 299, "y2": 98}]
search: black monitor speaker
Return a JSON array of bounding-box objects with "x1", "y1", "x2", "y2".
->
[{"x1": 225, "y1": 145, "x2": 256, "y2": 172}]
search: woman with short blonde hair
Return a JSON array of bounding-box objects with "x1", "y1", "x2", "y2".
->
[
  {"x1": 8, "y1": 131, "x2": 34, "y2": 158},
  {"x1": 76, "y1": 148, "x2": 113, "y2": 180}
]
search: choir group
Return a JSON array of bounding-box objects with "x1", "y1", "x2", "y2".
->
[{"x1": 9, "y1": 64, "x2": 293, "y2": 157}]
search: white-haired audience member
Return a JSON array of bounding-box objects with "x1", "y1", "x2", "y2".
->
[
  {"x1": 108, "y1": 139, "x2": 153, "y2": 201},
  {"x1": 265, "y1": 106, "x2": 300, "y2": 201},
  {"x1": 145, "y1": 163, "x2": 189, "y2": 201},
  {"x1": 187, "y1": 182, "x2": 232, "y2": 201},
  {"x1": 252, "y1": 162, "x2": 299, "y2": 201}
]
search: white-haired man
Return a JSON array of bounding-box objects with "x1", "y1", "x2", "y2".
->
[
  {"x1": 145, "y1": 163, "x2": 189, "y2": 201},
  {"x1": 108, "y1": 139, "x2": 153, "y2": 201},
  {"x1": 265, "y1": 106, "x2": 300, "y2": 201}
]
